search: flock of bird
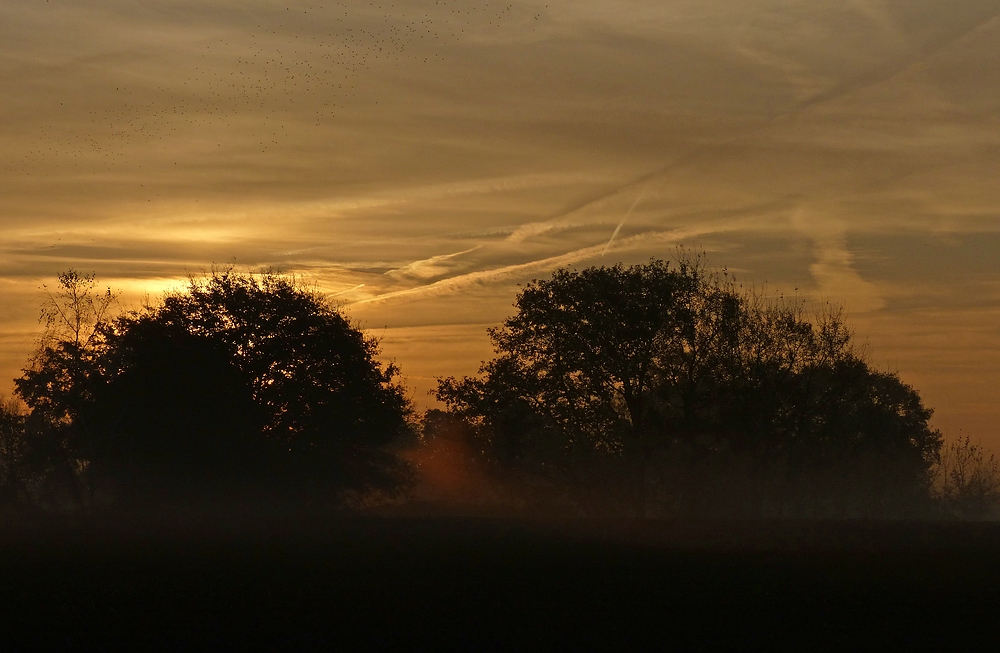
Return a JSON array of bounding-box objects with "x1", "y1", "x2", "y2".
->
[{"x1": 10, "y1": 1, "x2": 529, "y2": 177}]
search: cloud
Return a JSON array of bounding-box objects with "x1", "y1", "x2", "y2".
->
[
  {"x1": 386, "y1": 247, "x2": 481, "y2": 281},
  {"x1": 792, "y1": 207, "x2": 885, "y2": 313},
  {"x1": 350, "y1": 221, "x2": 745, "y2": 307}
]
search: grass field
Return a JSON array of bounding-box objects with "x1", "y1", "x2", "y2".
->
[{"x1": 2, "y1": 512, "x2": 999, "y2": 650}]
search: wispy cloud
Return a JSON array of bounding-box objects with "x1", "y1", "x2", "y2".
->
[
  {"x1": 792, "y1": 207, "x2": 885, "y2": 313},
  {"x1": 386, "y1": 247, "x2": 481, "y2": 281},
  {"x1": 350, "y1": 222, "x2": 739, "y2": 307}
]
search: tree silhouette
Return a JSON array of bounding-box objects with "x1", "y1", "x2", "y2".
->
[
  {"x1": 436, "y1": 258, "x2": 712, "y2": 514},
  {"x1": 0, "y1": 398, "x2": 28, "y2": 507},
  {"x1": 15, "y1": 270, "x2": 117, "y2": 427},
  {"x1": 11, "y1": 270, "x2": 117, "y2": 508},
  {"x1": 86, "y1": 269, "x2": 414, "y2": 506},
  {"x1": 435, "y1": 257, "x2": 942, "y2": 517},
  {"x1": 13, "y1": 268, "x2": 414, "y2": 509},
  {"x1": 934, "y1": 436, "x2": 1000, "y2": 519},
  {"x1": 83, "y1": 318, "x2": 264, "y2": 505}
]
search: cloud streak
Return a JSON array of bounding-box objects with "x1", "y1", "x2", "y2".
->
[
  {"x1": 602, "y1": 192, "x2": 644, "y2": 257},
  {"x1": 350, "y1": 221, "x2": 744, "y2": 307}
]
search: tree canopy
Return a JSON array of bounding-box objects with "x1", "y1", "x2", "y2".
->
[
  {"x1": 13, "y1": 269, "x2": 413, "y2": 508},
  {"x1": 434, "y1": 257, "x2": 943, "y2": 517},
  {"x1": 1, "y1": 261, "x2": 952, "y2": 519}
]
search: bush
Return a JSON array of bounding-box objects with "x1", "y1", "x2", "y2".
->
[{"x1": 934, "y1": 436, "x2": 1000, "y2": 519}]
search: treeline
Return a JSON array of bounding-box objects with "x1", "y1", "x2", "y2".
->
[{"x1": 0, "y1": 260, "x2": 995, "y2": 518}]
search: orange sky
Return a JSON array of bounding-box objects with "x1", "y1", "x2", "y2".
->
[{"x1": 2, "y1": 0, "x2": 999, "y2": 445}]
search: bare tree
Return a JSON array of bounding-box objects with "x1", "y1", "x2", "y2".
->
[
  {"x1": 39, "y1": 269, "x2": 117, "y2": 351},
  {"x1": 13, "y1": 271, "x2": 118, "y2": 509},
  {"x1": 16, "y1": 270, "x2": 118, "y2": 426}
]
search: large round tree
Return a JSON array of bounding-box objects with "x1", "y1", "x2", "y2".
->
[
  {"x1": 24, "y1": 269, "x2": 413, "y2": 507},
  {"x1": 434, "y1": 258, "x2": 942, "y2": 517}
]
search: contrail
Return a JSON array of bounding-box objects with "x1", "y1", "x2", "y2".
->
[
  {"x1": 602, "y1": 192, "x2": 644, "y2": 257},
  {"x1": 329, "y1": 283, "x2": 365, "y2": 297},
  {"x1": 348, "y1": 220, "x2": 741, "y2": 307},
  {"x1": 504, "y1": 5, "x2": 1000, "y2": 250}
]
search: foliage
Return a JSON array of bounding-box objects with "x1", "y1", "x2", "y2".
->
[
  {"x1": 0, "y1": 397, "x2": 28, "y2": 506},
  {"x1": 10, "y1": 268, "x2": 414, "y2": 509},
  {"x1": 15, "y1": 270, "x2": 117, "y2": 427},
  {"x1": 8, "y1": 271, "x2": 118, "y2": 509},
  {"x1": 434, "y1": 257, "x2": 943, "y2": 517},
  {"x1": 436, "y1": 258, "x2": 708, "y2": 511}
]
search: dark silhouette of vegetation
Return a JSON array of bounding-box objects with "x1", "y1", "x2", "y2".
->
[
  {"x1": 934, "y1": 435, "x2": 1000, "y2": 519},
  {"x1": 15, "y1": 271, "x2": 117, "y2": 427},
  {"x1": 0, "y1": 261, "x2": 976, "y2": 521},
  {"x1": 11, "y1": 271, "x2": 117, "y2": 508},
  {"x1": 0, "y1": 398, "x2": 28, "y2": 507},
  {"x1": 8, "y1": 268, "x2": 413, "y2": 510},
  {"x1": 433, "y1": 256, "x2": 944, "y2": 518}
]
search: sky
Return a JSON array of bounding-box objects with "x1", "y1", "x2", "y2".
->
[{"x1": 2, "y1": 0, "x2": 999, "y2": 445}]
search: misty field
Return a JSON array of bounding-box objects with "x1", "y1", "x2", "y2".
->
[{"x1": 2, "y1": 513, "x2": 999, "y2": 650}]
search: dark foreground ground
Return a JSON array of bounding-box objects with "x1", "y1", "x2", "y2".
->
[{"x1": 3, "y1": 510, "x2": 1000, "y2": 651}]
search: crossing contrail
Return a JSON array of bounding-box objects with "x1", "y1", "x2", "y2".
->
[
  {"x1": 602, "y1": 192, "x2": 644, "y2": 257},
  {"x1": 330, "y1": 283, "x2": 365, "y2": 297}
]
